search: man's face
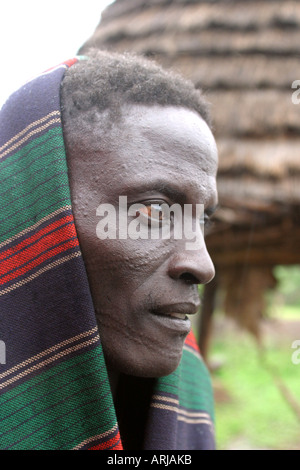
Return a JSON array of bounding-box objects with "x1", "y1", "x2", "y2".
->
[{"x1": 67, "y1": 104, "x2": 218, "y2": 378}]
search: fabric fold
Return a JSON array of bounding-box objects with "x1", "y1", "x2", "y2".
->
[{"x1": 0, "y1": 58, "x2": 215, "y2": 450}]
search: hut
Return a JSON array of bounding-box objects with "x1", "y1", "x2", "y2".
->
[{"x1": 79, "y1": 0, "x2": 300, "y2": 355}]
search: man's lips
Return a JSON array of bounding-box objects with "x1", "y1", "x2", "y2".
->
[
  {"x1": 150, "y1": 302, "x2": 200, "y2": 320},
  {"x1": 148, "y1": 302, "x2": 199, "y2": 334},
  {"x1": 169, "y1": 313, "x2": 187, "y2": 320}
]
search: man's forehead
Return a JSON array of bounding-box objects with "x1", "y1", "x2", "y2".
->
[
  {"x1": 68, "y1": 104, "x2": 218, "y2": 198},
  {"x1": 75, "y1": 103, "x2": 216, "y2": 154},
  {"x1": 121, "y1": 104, "x2": 216, "y2": 149},
  {"x1": 110, "y1": 105, "x2": 216, "y2": 164},
  {"x1": 115, "y1": 107, "x2": 218, "y2": 183}
]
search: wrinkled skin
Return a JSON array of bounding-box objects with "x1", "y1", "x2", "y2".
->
[{"x1": 66, "y1": 104, "x2": 218, "y2": 380}]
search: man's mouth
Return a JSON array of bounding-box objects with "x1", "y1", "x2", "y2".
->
[
  {"x1": 149, "y1": 302, "x2": 199, "y2": 331},
  {"x1": 168, "y1": 312, "x2": 188, "y2": 320},
  {"x1": 151, "y1": 302, "x2": 199, "y2": 318}
]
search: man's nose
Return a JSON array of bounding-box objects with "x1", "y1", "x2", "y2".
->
[{"x1": 167, "y1": 229, "x2": 215, "y2": 285}]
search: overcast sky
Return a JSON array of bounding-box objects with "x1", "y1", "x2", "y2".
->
[{"x1": 0, "y1": 0, "x2": 114, "y2": 107}]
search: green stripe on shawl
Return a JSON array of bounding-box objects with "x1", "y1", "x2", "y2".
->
[
  {"x1": 0, "y1": 346, "x2": 117, "y2": 450},
  {"x1": 0, "y1": 128, "x2": 70, "y2": 244},
  {"x1": 155, "y1": 346, "x2": 215, "y2": 421}
]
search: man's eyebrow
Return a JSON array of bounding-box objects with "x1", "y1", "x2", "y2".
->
[{"x1": 125, "y1": 180, "x2": 187, "y2": 203}]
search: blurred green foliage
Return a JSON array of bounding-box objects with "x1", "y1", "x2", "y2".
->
[
  {"x1": 210, "y1": 325, "x2": 300, "y2": 450},
  {"x1": 273, "y1": 265, "x2": 300, "y2": 306},
  {"x1": 209, "y1": 265, "x2": 300, "y2": 450}
]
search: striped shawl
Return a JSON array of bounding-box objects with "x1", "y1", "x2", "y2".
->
[{"x1": 0, "y1": 58, "x2": 215, "y2": 450}]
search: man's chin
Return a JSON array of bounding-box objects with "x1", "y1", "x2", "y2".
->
[{"x1": 104, "y1": 348, "x2": 183, "y2": 379}]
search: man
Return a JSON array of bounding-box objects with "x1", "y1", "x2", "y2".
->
[{"x1": 0, "y1": 50, "x2": 218, "y2": 450}]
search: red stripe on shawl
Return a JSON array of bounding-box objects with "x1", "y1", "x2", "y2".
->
[
  {"x1": 0, "y1": 225, "x2": 79, "y2": 285},
  {"x1": 88, "y1": 432, "x2": 123, "y2": 450},
  {"x1": 184, "y1": 330, "x2": 200, "y2": 353},
  {"x1": 62, "y1": 58, "x2": 79, "y2": 68},
  {"x1": 43, "y1": 57, "x2": 79, "y2": 74},
  {"x1": 0, "y1": 214, "x2": 74, "y2": 261}
]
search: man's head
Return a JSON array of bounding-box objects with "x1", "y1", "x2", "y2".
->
[{"x1": 61, "y1": 50, "x2": 218, "y2": 378}]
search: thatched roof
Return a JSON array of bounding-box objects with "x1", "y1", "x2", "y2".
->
[{"x1": 80, "y1": 0, "x2": 300, "y2": 337}]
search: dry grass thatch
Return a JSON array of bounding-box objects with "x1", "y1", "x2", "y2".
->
[{"x1": 79, "y1": 0, "x2": 300, "y2": 338}]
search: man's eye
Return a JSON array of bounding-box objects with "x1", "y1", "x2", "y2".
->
[
  {"x1": 202, "y1": 213, "x2": 210, "y2": 225},
  {"x1": 136, "y1": 203, "x2": 168, "y2": 225},
  {"x1": 202, "y1": 213, "x2": 214, "y2": 232}
]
